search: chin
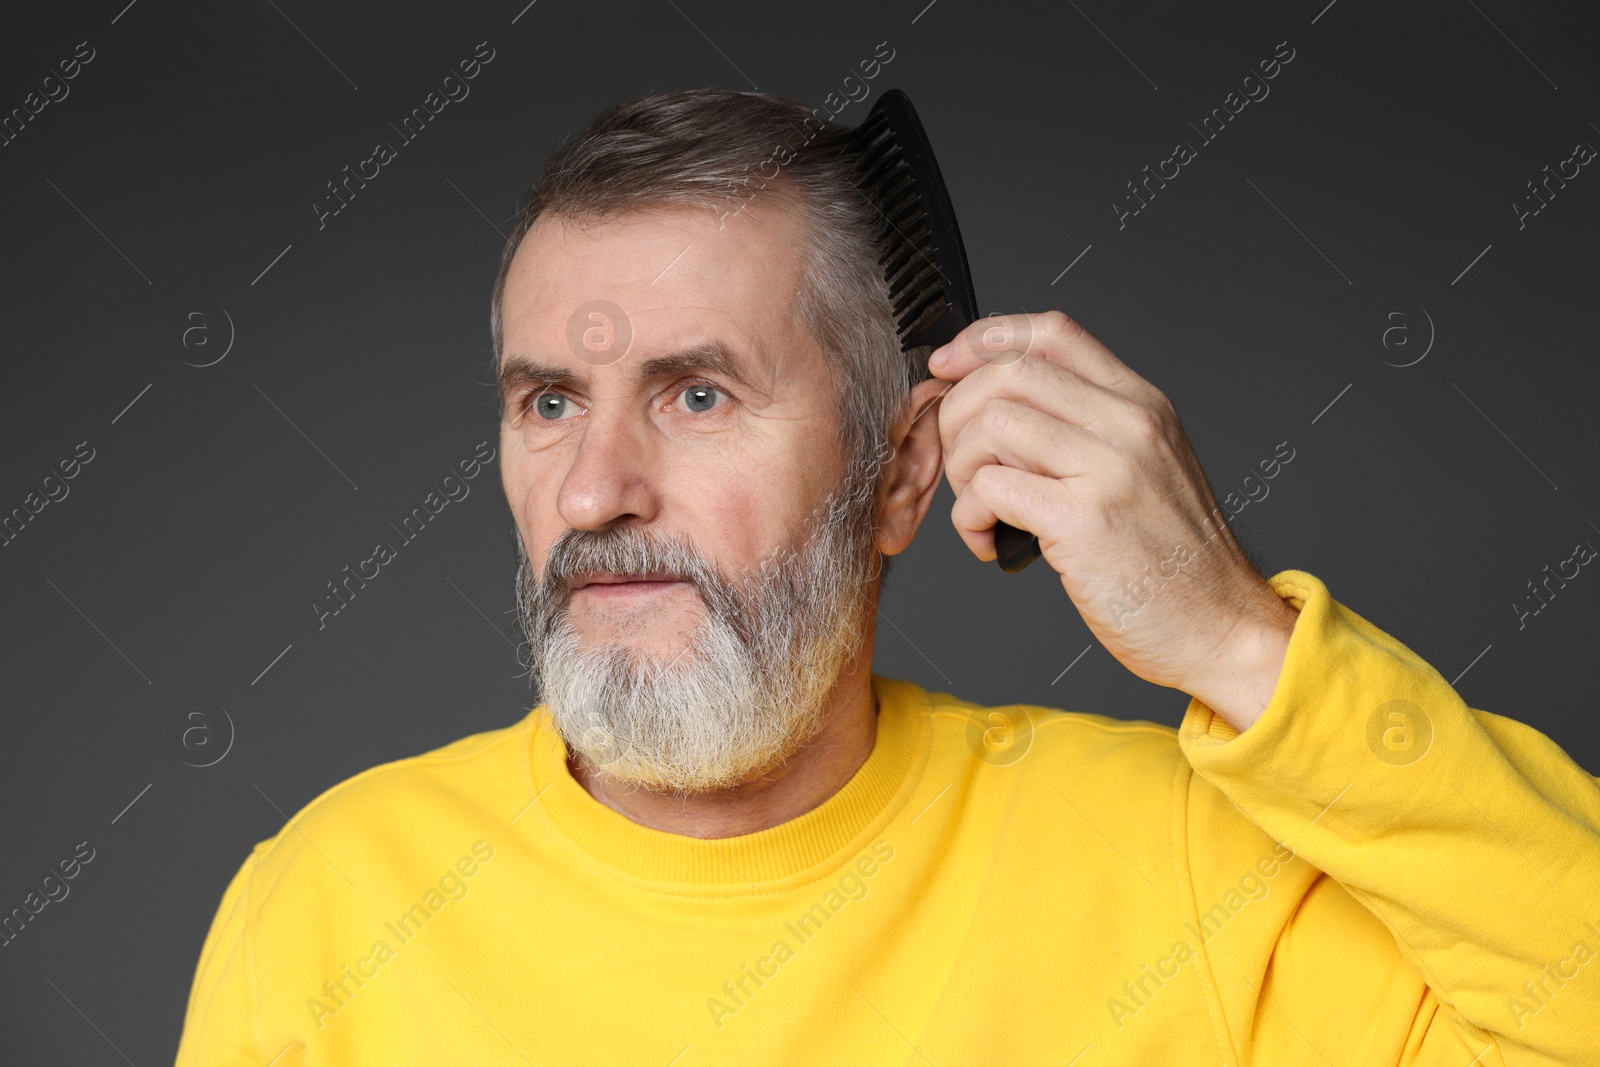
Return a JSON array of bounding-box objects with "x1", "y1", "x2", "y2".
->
[{"x1": 584, "y1": 735, "x2": 809, "y2": 798}]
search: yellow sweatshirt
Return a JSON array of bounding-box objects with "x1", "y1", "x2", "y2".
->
[{"x1": 174, "y1": 570, "x2": 1600, "y2": 1065}]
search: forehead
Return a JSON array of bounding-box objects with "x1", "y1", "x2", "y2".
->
[{"x1": 498, "y1": 202, "x2": 816, "y2": 377}]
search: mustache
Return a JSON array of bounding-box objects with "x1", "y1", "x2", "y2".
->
[
  {"x1": 516, "y1": 517, "x2": 825, "y2": 649},
  {"x1": 514, "y1": 478, "x2": 872, "y2": 648},
  {"x1": 517, "y1": 524, "x2": 782, "y2": 660},
  {"x1": 555, "y1": 526, "x2": 696, "y2": 584},
  {"x1": 527, "y1": 525, "x2": 735, "y2": 612}
]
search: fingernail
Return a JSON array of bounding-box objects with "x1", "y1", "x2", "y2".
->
[{"x1": 929, "y1": 346, "x2": 951, "y2": 369}]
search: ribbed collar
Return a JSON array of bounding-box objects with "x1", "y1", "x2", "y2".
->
[{"x1": 521, "y1": 673, "x2": 930, "y2": 887}]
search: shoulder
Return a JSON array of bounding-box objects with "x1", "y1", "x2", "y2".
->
[
  {"x1": 885, "y1": 673, "x2": 1186, "y2": 777},
  {"x1": 878, "y1": 673, "x2": 1193, "y2": 834},
  {"x1": 878, "y1": 675, "x2": 1210, "y2": 892},
  {"x1": 881, "y1": 674, "x2": 1280, "y2": 886},
  {"x1": 242, "y1": 713, "x2": 537, "y2": 898}
]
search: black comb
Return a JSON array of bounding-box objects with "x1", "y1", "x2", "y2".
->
[{"x1": 848, "y1": 88, "x2": 1042, "y2": 573}]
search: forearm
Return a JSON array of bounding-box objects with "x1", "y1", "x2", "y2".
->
[{"x1": 1180, "y1": 570, "x2": 1600, "y2": 1064}]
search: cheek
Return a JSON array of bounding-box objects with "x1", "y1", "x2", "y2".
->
[
  {"x1": 679, "y1": 478, "x2": 765, "y2": 551},
  {"x1": 497, "y1": 443, "x2": 530, "y2": 518},
  {"x1": 658, "y1": 461, "x2": 784, "y2": 568},
  {"x1": 500, "y1": 447, "x2": 561, "y2": 549},
  {"x1": 684, "y1": 451, "x2": 831, "y2": 558}
]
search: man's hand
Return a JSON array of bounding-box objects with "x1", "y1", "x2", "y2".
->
[{"x1": 927, "y1": 311, "x2": 1299, "y2": 731}]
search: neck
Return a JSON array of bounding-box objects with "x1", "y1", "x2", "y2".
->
[{"x1": 566, "y1": 641, "x2": 880, "y2": 839}]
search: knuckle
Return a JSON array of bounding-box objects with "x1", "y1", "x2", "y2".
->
[
  {"x1": 1124, "y1": 402, "x2": 1167, "y2": 440},
  {"x1": 1041, "y1": 310, "x2": 1082, "y2": 339},
  {"x1": 982, "y1": 399, "x2": 1021, "y2": 438},
  {"x1": 969, "y1": 462, "x2": 999, "y2": 494}
]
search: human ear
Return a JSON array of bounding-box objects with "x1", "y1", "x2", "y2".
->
[{"x1": 874, "y1": 376, "x2": 948, "y2": 558}]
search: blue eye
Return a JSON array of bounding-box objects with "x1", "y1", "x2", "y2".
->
[
  {"x1": 679, "y1": 384, "x2": 723, "y2": 413},
  {"x1": 532, "y1": 390, "x2": 574, "y2": 421},
  {"x1": 520, "y1": 381, "x2": 726, "y2": 424}
]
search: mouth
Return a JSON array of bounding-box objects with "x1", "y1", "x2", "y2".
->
[{"x1": 570, "y1": 572, "x2": 688, "y2": 595}]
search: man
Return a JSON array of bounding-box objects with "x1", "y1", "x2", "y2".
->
[{"x1": 175, "y1": 88, "x2": 1600, "y2": 1065}]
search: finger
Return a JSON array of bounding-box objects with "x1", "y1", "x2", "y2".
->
[
  {"x1": 937, "y1": 354, "x2": 1124, "y2": 463},
  {"x1": 942, "y1": 397, "x2": 1101, "y2": 500},
  {"x1": 930, "y1": 311, "x2": 1148, "y2": 397},
  {"x1": 928, "y1": 313, "x2": 1039, "y2": 377},
  {"x1": 948, "y1": 464, "x2": 1060, "y2": 562}
]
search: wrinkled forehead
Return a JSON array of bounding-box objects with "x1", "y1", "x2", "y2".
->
[{"x1": 499, "y1": 204, "x2": 817, "y2": 383}]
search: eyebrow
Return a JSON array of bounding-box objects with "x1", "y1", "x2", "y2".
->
[{"x1": 497, "y1": 339, "x2": 764, "y2": 416}]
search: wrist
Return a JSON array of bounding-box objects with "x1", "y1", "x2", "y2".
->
[{"x1": 1185, "y1": 598, "x2": 1300, "y2": 734}]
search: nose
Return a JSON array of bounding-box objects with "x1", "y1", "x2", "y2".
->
[{"x1": 555, "y1": 405, "x2": 662, "y2": 533}]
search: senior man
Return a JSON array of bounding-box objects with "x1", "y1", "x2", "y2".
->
[{"x1": 176, "y1": 88, "x2": 1600, "y2": 1066}]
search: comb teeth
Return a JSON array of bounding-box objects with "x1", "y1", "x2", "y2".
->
[
  {"x1": 882, "y1": 206, "x2": 950, "y2": 344},
  {"x1": 853, "y1": 146, "x2": 951, "y2": 346},
  {"x1": 847, "y1": 90, "x2": 1042, "y2": 575}
]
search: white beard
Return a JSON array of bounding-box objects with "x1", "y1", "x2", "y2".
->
[{"x1": 514, "y1": 482, "x2": 882, "y2": 796}]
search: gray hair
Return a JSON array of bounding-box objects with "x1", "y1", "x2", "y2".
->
[{"x1": 489, "y1": 87, "x2": 936, "y2": 588}]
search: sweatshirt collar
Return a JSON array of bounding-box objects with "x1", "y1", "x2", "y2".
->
[{"x1": 522, "y1": 673, "x2": 930, "y2": 888}]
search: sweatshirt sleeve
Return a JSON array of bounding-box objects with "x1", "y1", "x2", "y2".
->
[
  {"x1": 1176, "y1": 569, "x2": 1600, "y2": 1067},
  {"x1": 173, "y1": 843, "x2": 266, "y2": 1067}
]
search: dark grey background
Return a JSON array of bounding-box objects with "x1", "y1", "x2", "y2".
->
[{"x1": 3, "y1": 0, "x2": 1597, "y2": 1061}]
